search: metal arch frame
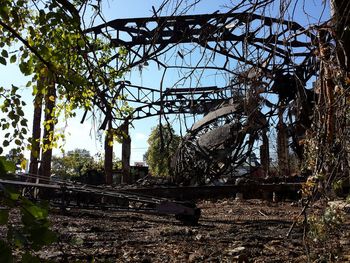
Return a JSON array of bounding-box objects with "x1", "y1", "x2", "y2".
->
[
  {"x1": 86, "y1": 12, "x2": 314, "y2": 58},
  {"x1": 85, "y1": 12, "x2": 317, "y2": 125},
  {"x1": 83, "y1": 12, "x2": 320, "y2": 184}
]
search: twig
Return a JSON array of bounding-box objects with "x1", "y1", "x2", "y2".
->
[
  {"x1": 258, "y1": 210, "x2": 268, "y2": 217},
  {"x1": 286, "y1": 199, "x2": 310, "y2": 238}
]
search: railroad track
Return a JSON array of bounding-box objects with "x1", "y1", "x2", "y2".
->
[
  {"x1": 0, "y1": 173, "x2": 304, "y2": 225},
  {"x1": 0, "y1": 173, "x2": 201, "y2": 225}
]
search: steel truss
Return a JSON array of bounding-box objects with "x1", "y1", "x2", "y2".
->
[
  {"x1": 114, "y1": 82, "x2": 237, "y2": 120},
  {"x1": 86, "y1": 12, "x2": 316, "y2": 124}
]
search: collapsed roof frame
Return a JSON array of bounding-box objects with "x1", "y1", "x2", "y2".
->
[
  {"x1": 83, "y1": 10, "x2": 321, "y2": 182},
  {"x1": 84, "y1": 11, "x2": 317, "y2": 126}
]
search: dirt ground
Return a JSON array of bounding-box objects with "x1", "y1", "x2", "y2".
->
[{"x1": 22, "y1": 198, "x2": 348, "y2": 263}]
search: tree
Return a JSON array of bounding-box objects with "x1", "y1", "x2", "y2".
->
[
  {"x1": 52, "y1": 149, "x2": 122, "y2": 183},
  {"x1": 0, "y1": 0, "x2": 131, "y2": 179},
  {"x1": 145, "y1": 124, "x2": 180, "y2": 177},
  {"x1": 51, "y1": 148, "x2": 94, "y2": 179}
]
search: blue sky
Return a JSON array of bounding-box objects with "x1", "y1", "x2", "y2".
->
[{"x1": 0, "y1": 0, "x2": 330, "y2": 163}]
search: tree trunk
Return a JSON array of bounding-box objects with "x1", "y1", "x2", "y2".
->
[
  {"x1": 104, "y1": 120, "x2": 113, "y2": 185},
  {"x1": 40, "y1": 77, "x2": 56, "y2": 180},
  {"x1": 29, "y1": 88, "x2": 43, "y2": 179},
  {"x1": 121, "y1": 121, "x2": 131, "y2": 184},
  {"x1": 277, "y1": 107, "x2": 289, "y2": 177}
]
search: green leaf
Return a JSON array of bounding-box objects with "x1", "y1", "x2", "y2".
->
[
  {"x1": 77, "y1": 39, "x2": 85, "y2": 48},
  {"x1": 0, "y1": 157, "x2": 16, "y2": 173},
  {"x1": 26, "y1": 205, "x2": 47, "y2": 220},
  {"x1": 8, "y1": 192, "x2": 20, "y2": 201},
  {"x1": 0, "y1": 57, "x2": 6, "y2": 65},
  {"x1": 0, "y1": 209, "x2": 9, "y2": 225},
  {"x1": 22, "y1": 49, "x2": 28, "y2": 59},
  {"x1": 19, "y1": 61, "x2": 33, "y2": 76},
  {"x1": 21, "y1": 211, "x2": 36, "y2": 226},
  {"x1": 0, "y1": 240, "x2": 13, "y2": 263},
  {"x1": 17, "y1": 108, "x2": 24, "y2": 116},
  {"x1": 9, "y1": 55, "x2": 16, "y2": 63},
  {"x1": 20, "y1": 119, "x2": 27, "y2": 126},
  {"x1": 27, "y1": 226, "x2": 57, "y2": 250},
  {"x1": 1, "y1": 50, "x2": 8, "y2": 58},
  {"x1": 11, "y1": 85, "x2": 19, "y2": 94}
]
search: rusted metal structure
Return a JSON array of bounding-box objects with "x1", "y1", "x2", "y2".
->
[
  {"x1": 0, "y1": 173, "x2": 201, "y2": 225},
  {"x1": 84, "y1": 11, "x2": 318, "y2": 184},
  {"x1": 86, "y1": 12, "x2": 315, "y2": 71},
  {"x1": 112, "y1": 83, "x2": 235, "y2": 120}
]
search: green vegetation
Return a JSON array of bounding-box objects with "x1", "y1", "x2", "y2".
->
[
  {"x1": 52, "y1": 148, "x2": 121, "y2": 182},
  {"x1": 145, "y1": 124, "x2": 180, "y2": 177},
  {"x1": 0, "y1": 0, "x2": 129, "y2": 157},
  {"x1": 0, "y1": 157, "x2": 56, "y2": 262},
  {"x1": 0, "y1": 1, "x2": 130, "y2": 258},
  {"x1": 51, "y1": 148, "x2": 94, "y2": 179}
]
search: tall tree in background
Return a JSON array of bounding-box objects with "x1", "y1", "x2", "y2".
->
[
  {"x1": 145, "y1": 124, "x2": 180, "y2": 177},
  {"x1": 51, "y1": 148, "x2": 93, "y2": 179}
]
